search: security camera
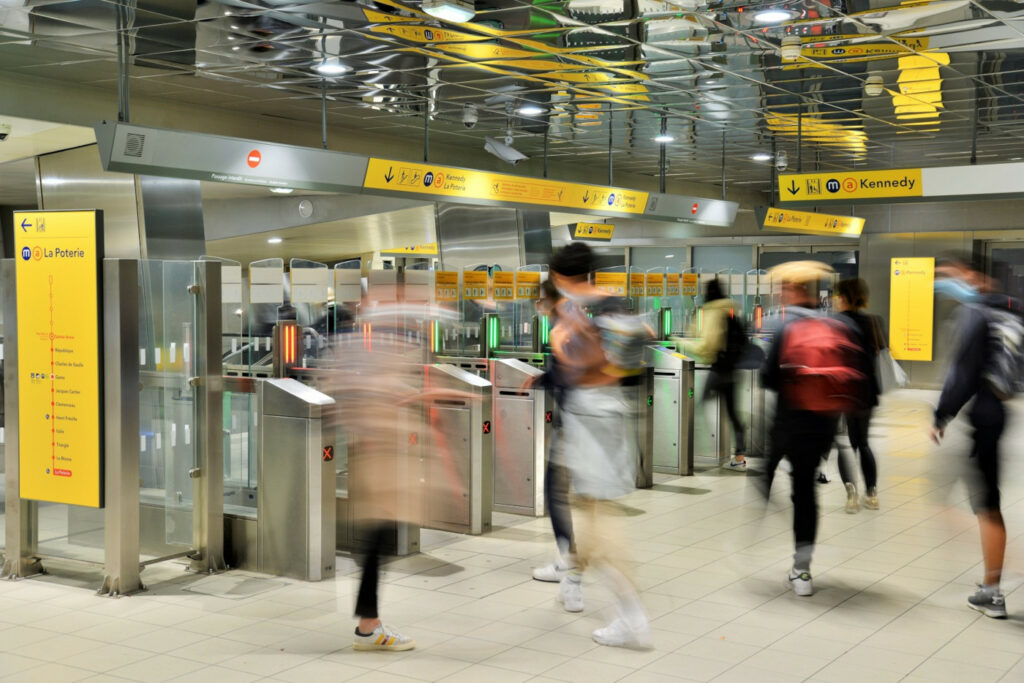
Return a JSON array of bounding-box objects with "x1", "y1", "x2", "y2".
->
[
  {"x1": 462, "y1": 103, "x2": 478, "y2": 129},
  {"x1": 775, "y1": 149, "x2": 788, "y2": 172},
  {"x1": 0, "y1": 122, "x2": 10, "y2": 141},
  {"x1": 484, "y1": 136, "x2": 528, "y2": 165}
]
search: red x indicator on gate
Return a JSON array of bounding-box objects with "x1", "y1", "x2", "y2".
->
[
  {"x1": 544, "y1": 411, "x2": 553, "y2": 424},
  {"x1": 482, "y1": 420, "x2": 491, "y2": 434},
  {"x1": 322, "y1": 445, "x2": 334, "y2": 462},
  {"x1": 409, "y1": 433, "x2": 418, "y2": 446}
]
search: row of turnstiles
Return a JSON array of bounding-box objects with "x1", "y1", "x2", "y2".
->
[{"x1": 220, "y1": 321, "x2": 772, "y2": 583}]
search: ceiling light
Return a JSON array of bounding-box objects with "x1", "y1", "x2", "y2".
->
[
  {"x1": 753, "y1": 8, "x2": 795, "y2": 24},
  {"x1": 231, "y1": 46, "x2": 240, "y2": 51},
  {"x1": 654, "y1": 133, "x2": 675, "y2": 143},
  {"x1": 750, "y1": 152, "x2": 772, "y2": 161},
  {"x1": 269, "y1": 187, "x2": 294, "y2": 194},
  {"x1": 518, "y1": 104, "x2": 544, "y2": 116},
  {"x1": 665, "y1": 254, "x2": 675, "y2": 259},
  {"x1": 314, "y1": 59, "x2": 351, "y2": 76},
  {"x1": 421, "y1": 0, "x2": 476, "y2": 23},
  {"x1": 267, "y1": 237, "x2": 283, "y2": 244},
  {"x1": 864, "y1": 75, "x2": 884, "y2": 96}
]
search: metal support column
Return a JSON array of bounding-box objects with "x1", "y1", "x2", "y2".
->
[
  {"x1": 1, "y1": 259, "x2": 41, "y2": 580},
  {"x1": 190, "y1": 260, "x2": 225, "y2": 573},
  {"x1": 98, "y1": 259, "x2": 142, "y2": 596}
]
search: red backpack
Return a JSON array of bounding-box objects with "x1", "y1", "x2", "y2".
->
[{"x1": 778, "y1": 316, "x2": 867, "y2": 415}]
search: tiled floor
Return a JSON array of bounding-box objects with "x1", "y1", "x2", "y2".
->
[{"x1": 1, "y1": 389, "x2": 1023, "y2": 682}]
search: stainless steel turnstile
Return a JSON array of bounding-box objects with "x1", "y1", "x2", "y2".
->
[
  {"x1": 424, "y1": 364, "x2": 493, "y2": 535},
  {"x1": 646, "y1": 346, "x2": 695, "y2": 476},
  {"x1": 489, "y1": 358, "x2": 550, "y2": 516},
  {"x1": 694, "y1": 365, "x2": 729, "y2": 465},
  {"x1": 257, "y1": 378, "x2": 336, "y2": 581}
]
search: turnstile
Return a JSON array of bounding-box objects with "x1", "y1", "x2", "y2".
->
[
  {"x1": 489, "y1": 358, "x2": 550, "y2": 516},
  {"x1": 645, "y1": 346, "x2": 695, "y2": 476},
  {"x1": 694, "y1": 365, "x2": 730, "y2": 465},
  {"x1": 424, "y1": 364, "x2": 493, "y2": 535}
]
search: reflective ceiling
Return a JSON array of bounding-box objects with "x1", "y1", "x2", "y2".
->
[{"x1": 2, "y1": 0, "x2": 1024, "y2": 193}]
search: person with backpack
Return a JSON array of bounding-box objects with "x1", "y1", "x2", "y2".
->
[
  {"x1": 761, "y1": 261, "x2": 866, "y2": 597},
  {"x1": 548, "y1": 243, "x2": 654, "y2": 648},
  {"x1": 931, "y1": 254, "x2": 1022, "y2": 619},
  {"x1": 833, "y1": 278, "x2": 883, "y2": 513},
  {"x1": 680, "y1": 277, "x2": 750, "y2": 471}
]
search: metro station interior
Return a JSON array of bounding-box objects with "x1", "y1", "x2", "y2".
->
[{"x1": 1, "y1": 0, "x2": 1024, "y2": 681}]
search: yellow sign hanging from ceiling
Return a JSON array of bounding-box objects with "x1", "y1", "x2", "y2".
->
[
  {"x1": 889, "y1": 257, "x2": 934, "y2": 361},
  {"x1": 570, "y1": 223, "x2": 615, "y2": 241},
  {"x1": 762, "y1": 207, "x2": 865, "y2": 238},
  {"x1": 778, "y1": 168, "x2": 923, "y2": 203},
  {"x1": 364, "y1": 158, "x2": 649, "y2": 214},
  {"x1": 14, "y1": 210, "x2": 103, "y2": 508}
]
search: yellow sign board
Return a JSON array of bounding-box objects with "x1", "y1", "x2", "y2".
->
[
  {"x1": 434, "y1": 271, "x2": 459, "y2": 302},
  {"x1": 514, "y1": 271, "x2": 541, "y2": 300},
  {"x1": 462, "y1": 270, "x2": 489, "y2": 300},
  {"x1": 646, "y1": 273, "x2": 664, "y2": 297},
  {"x1": 779, "y1": 169, "x2": 923, "y2": 203},
  {"x1": 682, "y1": 273, "x2": 699, "y2": 297},
  {"x1": 666, "y1": 273, "x2": 681, "y2": 296},
  {"x1": 629, "y1": 273, "x2": 646, "y2": 297},
  {"x1": 14, "y1": 210, "x2": 103, "y2": 508},
  {"x1": 364, "y1": 158, "x2": 648, "y2": 214},
  {"x1": 381, "y1": 243, "x2": 438, "y2": 255},
  {"x1": 594, "y1": 272, "x2": 627, "y2": 296},
  {"x1": 763, "y1": 208, "x2": 865, "y2": 238},
  {"x1": 889, "y1": 257, "x2": 934, "y2": 362},
  {"x1": 492, "y1": 271, "x2": 514, "y2": 301},
  {"x1": 571, "y1": 223, "x2": 615, "y2": 241}
]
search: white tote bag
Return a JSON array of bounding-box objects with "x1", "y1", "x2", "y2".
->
[{"x1": 870, "y1": 315, "x2": 908, "y2": 393}]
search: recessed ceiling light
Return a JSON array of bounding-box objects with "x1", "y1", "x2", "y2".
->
[
  {"x1": 753, "y1": 8, "x2": 796, "y2": 24},
  {"x1": 654, "y1": 134, "x2": 675, "y2": 143},
  {"x1": 518, "y1": 104, "x2": 545, "y2": 116},
  {"x1": 269, "y1": 187, "x2": 294, "y2": 194},
  {"x1": 422, "y1": 0, "x2": 476, "y2": 23},
  {"x1": 314, "y1": 59, "x2": 351, "y2": 76},
  {"x1": 267, "y1": 237, "x2": 283, "y2": 244},
  {"x1": 750, "y1": 152, "x2": 773, "y2": 161}
]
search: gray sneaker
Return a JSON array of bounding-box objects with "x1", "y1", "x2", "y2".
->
[{"x1": 967, "y1": 585, "x2": 1007, "y2": 619}]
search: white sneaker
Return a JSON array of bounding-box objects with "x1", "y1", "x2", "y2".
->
[
  {"x1": 844, "y1": 482, "x2": 860, "y2": 514},
  {"x1": 557, "y1": 576, "x2": 584, "y2": 612},
  {"x1": 723, "y1": 456, "x2": 747, "y2": 472},
  {"x1": 533, "y1": 559, "x2": 569, "y2": 582},
  {"x1": 353, "y1": 623, "x2": 416, "y2": 651},
  {"x1": 592, "y1": 617, "x2": 653, "y2": 649},
  {"x1": 786, "y1": 570, "x2": 813, "y2": 597}
]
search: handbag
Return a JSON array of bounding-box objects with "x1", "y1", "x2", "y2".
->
[{"x1": 870, "y1": 315, "x2": 908, "y2": 393}]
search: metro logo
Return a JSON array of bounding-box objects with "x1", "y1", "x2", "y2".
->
[{"x1": 247, "y1": 149, "x2": 262, "y2": 168}]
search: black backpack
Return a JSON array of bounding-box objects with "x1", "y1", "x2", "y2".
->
[{"x1": 716, "y1": 311, "x2": 748, "y2": 371}]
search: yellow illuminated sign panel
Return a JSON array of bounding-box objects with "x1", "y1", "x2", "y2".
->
[
  {"x1": 492, "y1": 271, "x2": 515, "y2": 301},
  {"x1": 666, "y1": 273, "x2": 681, "y2": 296},
  {"x1": 364, "y1": 158, "x2": 648, "y2": 214},
  {"x1": 594, "y1": 272, "x2": 627, "y2": 296},
  {"x1": 381, "y1": 243, "x2": 438, "y2": 255},
  {"x1": 681, "y1": 273, "x2": 699, "y2": 296},
  {"x1": 629, "y1": 273, "x2": 646, "y2": 297},
  {"x1": 462, "y1": 270, "x2": 489, "y2": 300},
  {"x1": 434, "y1": 271, "x2": 459, "y2": 302},
  {"x1": 14, "y1": 210, "x2": 103, "y2": 508},
  {"x1": 571, "y1": 223, "x2": 615, "y2": 241},
  {"x1": 779, "y1": 168, "x2": 923, "y2": 203},
  {"x1": 515, "y1": 271, "x2": 541, "y2": 300},
  {"x1": 889, "y1": 257, "x2": 934, "y2": 362},
  {"x1": 645, "y1": 273, "x2": 664, "y2": 297},
  {"x1": 763, "y1": 207, "x2": 865, "y2": 237}
]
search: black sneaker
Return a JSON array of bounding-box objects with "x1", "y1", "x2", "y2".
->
[{"x1": 967, "y1": 585, "x2": 1007, "y2": 619}]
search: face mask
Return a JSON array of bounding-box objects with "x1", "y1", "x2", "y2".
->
[{"x1": 934, "y1": 278, "x2": 978, "y2": 302}]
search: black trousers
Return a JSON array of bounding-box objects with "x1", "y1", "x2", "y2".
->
[
  {"x1": 545, "y1": 459, "x2": 575, "y2": 553},
  {"x1": 355, "y1": 522, "x2": 389, "y2": 619},
  {"x1": 707, "y1": 374, "x2": 745, "y2": 454},
  {"x1": 836, "y1": 410, "x2": 878, "y2": 490}
]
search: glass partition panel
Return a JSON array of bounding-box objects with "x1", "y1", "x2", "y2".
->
[
  {"x1": 332, "y1": 259, "x2": 362, "y2": 341},
  {"x1": 460, "y1": 266, "x2": 489, "y2": 357},
  {"x1": 514, "y1": 265, "x2": 546, "y2": 350},
  {"x1": 248, "y1": 258, "x2": 284, "y2": 374},
  {"x1": 289, "y1": 258, "x2": 329, "y2": 364},
  {"x1": 223, "y1": 389, "x2": 257, "y2": 517},
  {"x1": 200, "y1": 256, "x2": 244, "y2": 367}
]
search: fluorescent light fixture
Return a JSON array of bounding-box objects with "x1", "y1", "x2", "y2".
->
[
  {"x1": 314, "y1": 58, "x2": 351, "y2": 76},
  {"x1": 269, "y1": 187, "x2": 294, "y2": 194},
  {"x1": 654, "y1": 133, "x2": 675, "y2": 143},
  {"x1": 421, "y1": 0, "x2": 475, "y2": 23},
  {"x1": 665, "y1": 254, "x2": 675, "y2": 258},
  {"x1": 267, "y1": 237, "x2": 283, "y2": 244},
  {"x1": 780, "y1": 35, "x2": 801, "y2": 60},
  {"x1": 750, "y1": 152, "x2": 773, "y2": 161},
  {"x1": 518, "y1": 104, "x2": 545, "y2": 116},
  {"x1": 754, "y1": 8, "x2": 795, "y2": 24}
]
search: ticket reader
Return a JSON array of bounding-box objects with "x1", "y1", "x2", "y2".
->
[
  {"x1": 272, "y1": 319, "x2": 301, "y2": 377},
  {"x1": 489, "y1": 358, "x2": 549, "y2": 516},
  {"x1": 257, "y1": 378, "x2": 336, "y2": 581},
  {"x1": 645, "y1": 346, "x2": 695, "y2": 476}
]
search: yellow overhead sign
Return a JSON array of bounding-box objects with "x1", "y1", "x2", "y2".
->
[
  {"x1": 763, "y1": 208, "x2": 865, "y2": 238},
  {"x1": 779, "y1": 168, "x2": 923, "y2": 203},
  {"x1": 14, "y1": 210, "x2": 103, "y2": 508},
  {"x1": 363, "y1": 158, "x2": 648, "y2": 214},
  {"x1": 889, "y1": 257, "x2": 934, "y2": 362},
  {"x1": 380, "y1": 243, "x2": 438, "y2": 255},
  {"x1": 571, "y1": 223, "x2": 615, "y2": 241}
]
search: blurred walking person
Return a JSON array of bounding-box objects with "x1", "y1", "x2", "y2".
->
[
  {"x1": 931, "y1": 255, "x2": 1022, "y2": 619},
  {"x1": 549, "y1": 243, "x2": 654, "y2": 648}
]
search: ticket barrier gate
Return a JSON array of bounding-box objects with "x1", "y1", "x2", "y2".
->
[
  {"x1": 693, "y1": 365, "x2": 730, "y2": 466},
  {"x1": 489, "y1": 358, "x2": 550, "y2": 517},
  {"x1": 423, "y1": 364, "x2": 493, "y2": 535},
  {"x1": 645, "y1": 346, "x2": 695, "y2": 476}
]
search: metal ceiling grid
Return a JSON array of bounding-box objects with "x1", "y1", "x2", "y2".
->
[{"x1": 2, "y1": 0, "x2": 1024, "y2": 192}]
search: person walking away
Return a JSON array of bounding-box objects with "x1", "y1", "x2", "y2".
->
[
  {"x1": 761, "y1": 261, "x2": 866, "y2": 597},
  {"x1": 931, "y1": 255, "x2": 1022, "y2": 619},
  {"x1": 680, "y1": 277, "x2": 749, "y2": 471},
  {"x1": 531, "y1": 279, "x2": 577, "y2": 583},
  {"x1": 834, "y1": 278, "x2": 882, "y2": 513},
  {"x1": 548, "y1": 242, "x2": 654, "y2": 648}
]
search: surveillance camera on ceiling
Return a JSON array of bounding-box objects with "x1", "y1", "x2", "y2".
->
[
  {"x1": 462, "y1": 103, "x2": 479, "y2": 129},
  {"x1": 775, "y1": 149, "x2": 788, "y2": 172},
  {"x1": 484, "y1": 136, "x2": 528, "y2": 165},
  {"x1": 0, "y1": 122, "x2": 10, "y2": 141}
]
